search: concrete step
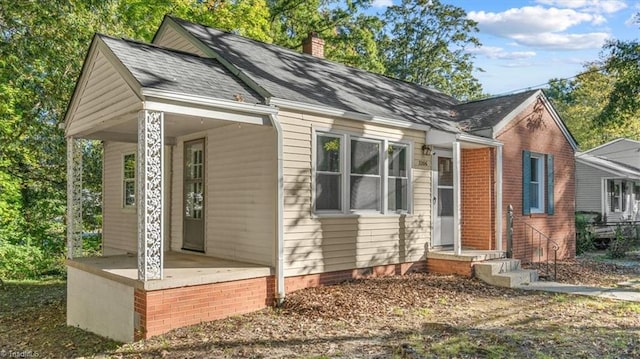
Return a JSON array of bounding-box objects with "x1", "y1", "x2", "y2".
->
[{"x1": 474, "y1": 259, "x2": 538, "y2": 288}]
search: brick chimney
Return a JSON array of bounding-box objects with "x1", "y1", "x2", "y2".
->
[{"x1": 302, "y1": 32, "x2": 324, "y2": 58}]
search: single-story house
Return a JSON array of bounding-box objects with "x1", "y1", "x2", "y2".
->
[
  {"x1": 576, "y1": 138, "x2": 640, "y2": 223},
  {"x1": 63, "y1": 15, "x2": 577, "y2": 342}
]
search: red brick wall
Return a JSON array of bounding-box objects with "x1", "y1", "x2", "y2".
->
[
  {"x1": 134, "y1": 261, "x2": 426, "y2": 340},
  {"x1": 496, "y1": 97, "x2": 576, "y2": 260},
  {"x1": 461, "y1": 148, "x2": 495, "y2": 249},
  {"x1": 426, "y1": 258, "x2": 473, "y2": 277},
  {"x1": 135, "y1": 276, "x2": 275, "y2": 340}
]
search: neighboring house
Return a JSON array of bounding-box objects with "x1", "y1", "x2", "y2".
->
[
  {"x1": 63, "y1": 15, "x2": 577, "y2": 342},
  {"x1": 575, "y1": 138, "x2": 640, "y2": 223}
]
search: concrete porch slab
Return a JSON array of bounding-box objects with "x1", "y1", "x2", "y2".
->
[
  {"x1": 67, "y1": 251, "x2": 273, "y2": 290},
  {"x1": 426, "y1": 250, "x2": 506, "y2": 262}
]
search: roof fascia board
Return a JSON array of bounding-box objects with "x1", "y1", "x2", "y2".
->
[
  {"x1": 456, "y1": 133, "x2": 502, "y2": 147},
  {"x1": 142, "y1": 89, "x2": 277, "y2": 116},
  {"x1": 268, "y1": 97, "x2": 434, "y2": 132},
  {"x1": 157, "y1": 17, "x2": 272, "y2": 101},
  {"x1": 143, "y1": 98, "x2": 271, "y2": 126},
  {"x1": 576, "y1": 156, "x2": 640, "y2": 178}
]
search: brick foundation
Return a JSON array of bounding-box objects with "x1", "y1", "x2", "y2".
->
[
  {"x1": 426, "y1": 258, "x2": 473, "y2": 277},
  {"x1": 134, "y1": 261, "x2": 426, "y2": 340}
]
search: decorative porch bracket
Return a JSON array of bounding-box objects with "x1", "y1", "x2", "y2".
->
[
  {"x1": 66, "y1": 137, "x2": 83, "y2": 259},
  {"x1": 137, "y1": 110, "x2": 164, "y2": 281}
]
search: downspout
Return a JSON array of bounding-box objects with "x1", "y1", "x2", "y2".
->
[{"x1": 268, "y1": 113, "x2": 285, "y2": 305}]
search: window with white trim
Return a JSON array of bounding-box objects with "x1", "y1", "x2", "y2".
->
[
  {"x1": 522, "y1": 150, "x2": 554, "y2": 215},
  {"x1": 314, "y1": 131, "x2": 410, "y2": 215},
  {"x1": 350, "y1": 138, "x2": 382, "y2": 211},
  {"x1": 123, "y1": 153, "x2": 136, "y2": 207}
]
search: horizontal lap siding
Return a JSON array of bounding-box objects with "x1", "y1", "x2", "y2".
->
[
  {"x1": 153, "y1": 26, "x2": 206, "y2": 56},
  {"x1": 171, "y1": 125, "x2": 276, "y2": 266},
  {"x1": 103, "y1": 141, "x2": 137, "y2": 253},
  {"x1": 278, "y1": 110, "x2": 430, "y2": 276},
  {"x1": 575, "y1": 162, "x2": 607, "y2": 213},
  {"x1": 68, "y1": 51, "x2": 140, "y2": 136}
]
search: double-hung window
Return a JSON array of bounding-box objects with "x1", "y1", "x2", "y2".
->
[
  {"x1": 123, "y1": 153, "x2": 136, "y2": 207},
  {"x1": 522, "y1": 150, "x2": 554, "y2": 215},
  {"x1": 314, "y1": 131, "x2": 410, "y2": 215},
  {"x1": 350, "y1": 138, "x2": 382, "y2": 211}
]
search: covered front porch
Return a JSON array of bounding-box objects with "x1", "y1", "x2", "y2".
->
[
  {"x1": 63, "y1": 35, "x2": 283, "y2": 342},
  {"x1": 425, "y1": 129, "x2": 506, "y2": 276}
]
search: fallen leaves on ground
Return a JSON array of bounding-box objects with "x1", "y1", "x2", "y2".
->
[{"x1": 1, "y1": 255, "x2": 639, "y2": 358}]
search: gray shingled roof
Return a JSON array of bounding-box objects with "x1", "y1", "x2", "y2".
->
[
  {"x1": 99, "y1": 35, "x2": 262, "y2": 104},
  {"x1": 169, "y1": 17, "x2": 462, "y2": 133},
  {"x1": 452, "y1": 90, "x2": 539, "y2": 131}
]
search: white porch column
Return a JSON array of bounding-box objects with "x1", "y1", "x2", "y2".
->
[
  {"x1": 452, "y1": 141, "x2": 461, "y2": 255},
  {"x1": 66, "y1": 137, "x2": 83, "y2": 259},
  {"x1": 495, "y1": 145, "x2": 503, "y2": 252},
  {"x1": 137, "y1": 110, "x2": 164, "y2": 281}
]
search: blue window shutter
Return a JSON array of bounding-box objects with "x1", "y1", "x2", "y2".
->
[
  {"x1": 547, "y1": 154, "x2": 554, "y2": 215},
  {"x1": 523, "y1": 150, "x2": 531, "y2": 215}
]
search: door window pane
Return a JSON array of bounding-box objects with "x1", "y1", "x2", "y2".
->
[
  {"x1": 438, "y1": 188, "x2": 453, "y2": 216},
  {"x1": 438, "y1": 157, "x2": 453, "y2": 186}
]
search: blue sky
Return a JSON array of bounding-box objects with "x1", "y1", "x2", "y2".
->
[{"x1": 371, "y1": 0, "x2": 640, "y2": 95}]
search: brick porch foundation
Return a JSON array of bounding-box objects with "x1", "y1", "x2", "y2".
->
[{"x1": 134, "y1": 261, "x2": 426, "y2": 340}]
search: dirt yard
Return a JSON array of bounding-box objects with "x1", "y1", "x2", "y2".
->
[{"x1": 1, "y1": 254, "x2": 639, "y2": 358}]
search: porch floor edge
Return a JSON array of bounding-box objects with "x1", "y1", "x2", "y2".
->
[
  {"x1": 426, "y1": 250, "x2": 506, "y2": 262},
  {"x1": 66, "y1": 252, "x2": 273, "y2": 290}
]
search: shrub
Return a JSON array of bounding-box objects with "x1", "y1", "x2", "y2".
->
[
  {"x1": 0, "y1": 241, "x2": 64, "y2": 280},
  {"x1": 575, "y1": 214, "x2": 596, "y2": 255},
  {"x1": 606, "y1": 222, "x2": 639, "y2": 259}
]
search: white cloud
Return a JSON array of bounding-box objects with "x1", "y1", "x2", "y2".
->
[
  {"x1": 468, "y1": 6, "x2": 602, "y2": 36},
  {"x1": 469, "y1": 46, "x2": 537, "y2": 60},
  {"x1": 371, "y1": 0, "x2": 393, "y2": 7},
  {"x1": 535, "y1": 0, "x2": 627, "y2": 14},
  {"x1": 511, "y1": 32, "x2": 610, "y2": 50}
]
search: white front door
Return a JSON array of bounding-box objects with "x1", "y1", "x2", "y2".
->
[{"x1": 433, "y1": 150, "x2": 454, "y2": 247}]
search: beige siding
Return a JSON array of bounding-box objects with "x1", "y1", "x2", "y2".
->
[
  {"x1": 67, "y1": 51, "x2": 140, "y2": 136},
  {"x1": 575, "y1": 161, "x2": 608, "y2": 213},
  {"x1": 278, "y1": 110, "x2": 431, "y2": 276},
  {"x1": 102, "y1": 141, "x2": 137, "y2": 254},
  {"x1": 103, "y1": 141, "x2": 172, "y2": 255},
  {"x1": 153, "y1": 26, "x2": 206, "y2": 56},
  {"x1": 171, "y1": 124, "x2": 276, "y2": 266}
]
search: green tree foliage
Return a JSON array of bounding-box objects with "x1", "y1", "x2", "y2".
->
[
  {"x1": 547, "y1": 65, "x2": 640, "y2": 150},
  {"x1": 598, "y1": 38, "x2": 640, "y2": 126},
  {"x1": 379, "y1": 0, "x2": 483, "y2": 100}
]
